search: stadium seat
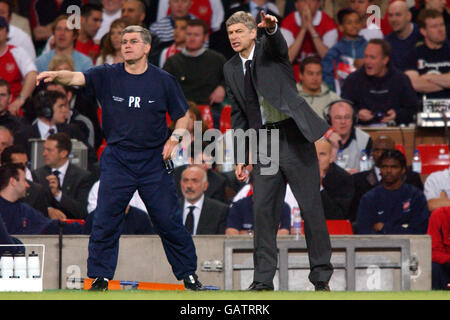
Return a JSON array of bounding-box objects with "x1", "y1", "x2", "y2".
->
[
  {"x1": 395, "y1": 143, "x2": 406, "y2": 158},
  {"x1": 416, "y1": 144, "x2": 450, "y2": 174},
  {"x1": 198, "y1": 105, "x2": 214, "y2": 129},
  {"x1": 326, "y1": 220, "x2": 354, "y2": 235},
  {"x1": 220, "y1": 104, "x2": 231, "y2": 134}
]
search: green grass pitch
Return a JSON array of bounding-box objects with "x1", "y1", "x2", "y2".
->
[{"x1": 0, "y1": 290, "x2": 448, "y2": 300}]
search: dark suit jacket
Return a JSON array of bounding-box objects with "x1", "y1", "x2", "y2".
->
[
  {"x1": 174, "y1": 165, "x2": 228, "y2": 203},
  {"x1": 223, "y1": 27, "x2": 329, "y2": 153},
  {"x1": 350, "y1": 167, "x2": 424, "y2": 222},
  {"x1": 22, "y1": 180, "x2": 51, "y2": 216},
  {"x1": 182, "y1": 197, "x2": 229, "y2": 235},
  {"x1": 321, "y1": 163, "x2": 355, "y2": 220},
  {"x1": 32, "y1": 163, "x2": 93, "y2": 219}
]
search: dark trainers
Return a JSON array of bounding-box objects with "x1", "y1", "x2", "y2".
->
[
  {"x1": 183, "y1": 274, "x2": 205, "y2": 291},
  {"x1": 89, "y1": 278, "x2": 109, "y2": 291},
  {"x1": 314, "y1": 281, "x2": 330, "y2": 291}
]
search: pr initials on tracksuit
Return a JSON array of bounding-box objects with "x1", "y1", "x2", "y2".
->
[{"x1": 128, "y1": 96, "x2": 141, "y2": 108}]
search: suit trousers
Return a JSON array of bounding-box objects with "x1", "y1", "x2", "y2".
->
[
  {"x1": 251, "y1": 119, "x2": 333, "y2": 288},
  {"x1": 87, "y1": 144, "x2": 197, "y2": 280}
]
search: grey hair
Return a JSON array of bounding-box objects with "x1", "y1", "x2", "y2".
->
[
  {"x1": 121, "y1": 25, "x2": 152, "y2": 45},
  {"x1": 226, "y1": 11, "x2": 257, "y2": 31}
]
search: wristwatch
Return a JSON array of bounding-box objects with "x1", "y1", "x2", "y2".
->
[{"x1": 171, "y1": 133, "x2": 183, "y2": 143}]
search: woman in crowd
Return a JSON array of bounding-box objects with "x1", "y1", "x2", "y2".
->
[{"x1": 96, "y1": 19, "x2": 126, "y2": 66}]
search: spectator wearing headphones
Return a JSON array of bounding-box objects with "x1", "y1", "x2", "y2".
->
[{"x1": 324, "y1": 99, "x2": 372, "y2": 175}]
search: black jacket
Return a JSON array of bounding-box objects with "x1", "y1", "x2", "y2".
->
[{"x1": 341, "y1": 63, "x2": 419, "y2": 125}]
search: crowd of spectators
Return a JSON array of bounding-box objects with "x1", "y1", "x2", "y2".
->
[{"x1": 0, "y1": 0, "x2": 448, "y2": 289}]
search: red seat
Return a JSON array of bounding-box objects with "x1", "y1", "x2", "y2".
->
[
  {"x1": 395, "y1": 143, "x2": 406, "y2": 158},
  {"x1": 416, "y1": 144, "x2": 450, "y2": 174},
  {"x1": 198, "y1": 105, "x2": 214, "y2": 129},
  {"x1": 220, "y1": 104, "x2": 231, "y2": 134},
  {"x1": 326, "y1": 220, "x2": 353, "y2": 235}
]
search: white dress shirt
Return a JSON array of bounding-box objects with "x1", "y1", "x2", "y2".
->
[{"x1": 37, "y1": 119, "x2": 57, "y2": 138}]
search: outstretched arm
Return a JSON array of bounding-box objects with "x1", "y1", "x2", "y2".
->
[{"x1": 36, "y1": 70, "x2": 86, "y2": 87}]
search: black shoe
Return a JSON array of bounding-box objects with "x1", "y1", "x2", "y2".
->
[
  {"x1": 183, "y1": 274, "x2": 205, "y2": 291},
  {"x1": 89, "y1": 278, "x2": 109, "y2": 291},
  {"x1": 247, "y1": 281, "x2": 274, "y2": 291},
  {"x1": 314, "y1": 281, "x2": 330, "y2": 291}
]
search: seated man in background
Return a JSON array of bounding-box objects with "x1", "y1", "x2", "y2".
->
[
  {"x1": 1, "y1": 145, "x2": 51, "y2": 217},
  {"x1": 356, "y1": 150, "x2": 429, "y2": 235},
  {"x1": 35, "y1": 15, "x2": 93, "y2": 73},
  {"x1": 32, "y1": 133, "x2": 93, "y2": 220},
  {"x1": 325, "y1": 99, "x2": 372, "y2": 174},
  {"x1": 404, "y1": 9, "x2": 450, "y2": 100},
  {"x1": 315, "y1": 138, "x2": 354, "y2": 220},
  {"x1": 226, "y1": 173, "x2": 291, "y2": 236},
  {"x1": 180, "y1": 165, "x2": 229, "y2": 235},
  {"x1": 296, "y1": 56, "x2": 340, "y2": 119},
  {"x1": 163, "y1": 19, "x2": 227, "y2": 129},
  {"x1": 0, "y1": 163, "x2": 83, "y2": 235},
  {"x1": 341, "y1": 39, "x2": 419, "y2": 126},
  {"x1": 424, "y1": 165, "x2": 450, "y2": 213},
  {"x1": 427, "y1": 206, "x2": 450, "y2": 290},
  {"x1": 174, "y1": 140, "x2": 229, "y2": 204},
  {"x1": 351, "y1": 135, "x2": 423, "y2": 223}
]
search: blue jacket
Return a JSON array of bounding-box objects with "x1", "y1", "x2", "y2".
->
[
  {"x1": 322, "y1": 36, "x2": 367, "y2": 92},
  {"x1": 356, "y1": 183, "x2": 429, "y2": 235}
]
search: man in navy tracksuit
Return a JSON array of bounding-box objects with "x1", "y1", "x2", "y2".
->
[{"x1": 36, "y1": 25, "x2": 203, "y2": 291}]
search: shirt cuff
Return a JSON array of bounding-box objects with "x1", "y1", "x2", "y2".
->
[{"x1": 266, "y1": 23, "x2": 278, "y2": 35}]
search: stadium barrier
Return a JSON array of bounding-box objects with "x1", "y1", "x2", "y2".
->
[{"x1": 13, "y1": 235, "x2": 431, "y2": 291}]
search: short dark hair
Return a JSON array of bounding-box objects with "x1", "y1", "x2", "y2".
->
[
  {"x1": 337, "y1": 8, "x2": 359, "y2": 25},
  {"x1": 187, "y1": 18, "x2": 208, "y2": 34},
  {"x1": 379, "y1": 150, "x2": 407, "y2": 169},
  {"x1": 418, "y1": 9, "x2": 443, "y2": 29},
  {"x1": 300, "y1": 56, "x2": 322, "y2": 74},
  {"x1": 1, "y1": 145, "x2": 27, "y2": 166},
  {"x1": 368, "y1": 38, "x2": 391, "y2": 58},
  {"x1": 0, "y1": 78, "x2": 10, "y2": 94},
  {"x1": 174, "y1": 16, "x2": 191, "y2": 24},
  {"x1": 34, "y1": 90, "x2": 67, "y2": 116},
  {"x1": 81, "y1": 3, "x2": 103, "y2": 17},
  {"x1": 47, "y1": 132, "x2": 72, "y2": 154},
  {"x1": 0, "y1": 163, "x2": 25, "y2": 192}
]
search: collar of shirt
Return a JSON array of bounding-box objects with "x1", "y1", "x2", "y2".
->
[
  {"x1": 249, "y1": 1, "x2": 267, "y2": 18},
  {"x1": 37, "y1": 119, "x2": 57, "y2": 138},
  {"x1": 181, "y1": 47, "x2": 207, "y2": 57},
  {"x1": 239, "y1": 43, "x2": 256, "y2": 74},
  {"x1": 52, "y1": 160, "x2": 69, "y2": 187},
  {"x1": 183, "y1": 194, "x2": 205, "y2": 235}
]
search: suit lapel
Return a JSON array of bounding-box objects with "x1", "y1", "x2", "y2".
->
[
  {"x1": 231, "y1": 56, "x2": 246, "y2": 103},
  {"x1": 197, "y1": 198, "x2": 211, "y2": 235}
]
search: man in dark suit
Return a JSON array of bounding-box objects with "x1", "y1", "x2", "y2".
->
[
  {"x1": 30, "y1": 90, "x2": 99, "y2": 174},
  {"x1": 32, "y1": 133, "x2": 93, "y2": 220},
  {"x1": 180, "y1": 165, "x2": 229, "y2": 235},
  {"x1": 350, "y1": 135, "x2": 424, "y2": 223},
  {"x1": 223, "y1": 11, "x2": 333, "y2": 291}
]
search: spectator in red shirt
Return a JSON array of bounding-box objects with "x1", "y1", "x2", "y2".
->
[
  {"x1": 76, "y1": 4, "x2": 103, "y2": 63},
  {"x1": 348, "y1": 0, "x2": 390, "y2": 40},
  {"x1": 427, "y1": 206, "x2": 450, "y2": 290},
  {"x1": 0, "y1": 17, "x2": 37, "y2": 115}
]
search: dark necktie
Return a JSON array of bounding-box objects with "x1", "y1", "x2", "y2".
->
[
  {"x1": 53, "y1": 170, "x2": 61, "y2": 190},
  {"x1": 48, "y1": 128, "x2": 55, "y2": 136},
  {"x1": 184, "y1": 206, "x2": 195, "y2": 235},
  {"x1": 244, "y1": 60, "x2": 263, "y2": 129}
]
